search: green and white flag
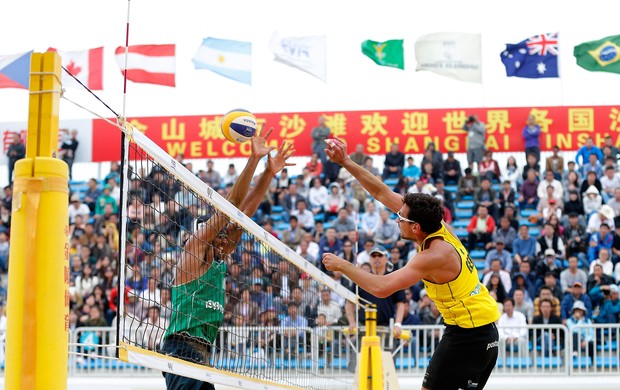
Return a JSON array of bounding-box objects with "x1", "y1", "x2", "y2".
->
[
  {"x1": 361, "y1": 39, "x2": 404, "y2": 70},
  {"x1": 574, "y1": 35, "x2": 620, "y2": 74}
]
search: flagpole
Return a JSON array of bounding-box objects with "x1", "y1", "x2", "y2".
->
[{"x1": 122, "y1": 0, "x2": 131, "y2": 117}]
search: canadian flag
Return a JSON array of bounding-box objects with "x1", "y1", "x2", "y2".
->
[
  {"x1": 115, "y1": 44, "x2": 175, "y2": 87},
  {"x1": 48, "y1": 47, "x2": 104, "y2": 90}
]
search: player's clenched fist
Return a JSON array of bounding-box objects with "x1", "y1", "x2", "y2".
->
[{"x1": 322, "y1": 253, "x2": 348, "y2": 272}]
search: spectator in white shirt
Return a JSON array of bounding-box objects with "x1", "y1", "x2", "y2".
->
[
  {"x1": 138, "y1": 306, "x2": 168, "y2": 350},
  {"x1": 290, "y1": 199, "x2": 315, "y2": 232},
  {"x1": 316, "y1": 288, "x2": 342, "y2": 325},
  {"x1": 308, "y1": 178, "x2": 328, "y2": 215},
  {"x1": 356, "y1": 239, "x2": 376, "y2": 266},
  {"x1": 537, "y1": 170, "x2": 564, "y2": 202},
  {"x1": 482, "y1": 258, "x2": 513, "y2": 293},
  {"x1": 296, "y1": 232, "x2": 319, "y2": 261},
  {"x1": 498, "y1": 298, "x2": 528, "y2": 355},
  {"x1": 222, "y1": 163, "x2": 238, "y2": 186},
  {"x1": 359, "y1": 201, "x2": 380, "y2": 242},
  {"x1": 589, "y1": 248, "x2": 614, "y2": 277},
  {"x1": 601, "y1": 166, "x2": 620, "y2": 201},
  {"x1": 68, "y1": 194, "x2": 91, "y2": 225},
  {"x1": 606, "y1": 188, "x2": 620, "y2": 217}
]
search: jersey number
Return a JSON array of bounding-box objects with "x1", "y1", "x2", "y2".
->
[{"x1": 465, "y1": 255, "x2": 475, "y2": 273}]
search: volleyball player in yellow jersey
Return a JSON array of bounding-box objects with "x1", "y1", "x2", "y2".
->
[{"x1": 322, "y1": 139, "x2": 501, "y2": 390}]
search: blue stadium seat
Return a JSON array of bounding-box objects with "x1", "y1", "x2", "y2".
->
[
  {"x1": 470, "y1": 249, "x2": 486, "y2": 259},
  {"x1": 595, "y1": 356, "x2": 618, "y2": 368},
  {"x1": 314, "y1": 213, "x2": 325, "y2": 221},
  {"x1": 456, "y1": 201, "x2": 475, "y2": 209},
  {"x1": 271, "y1": 214, "x2": 284, "y2": 222},
  {"x1": 518, "y1": 218, "x2": 538, "y2": 227},
  {"x1": 572, "y1": 356, "x2": 592, "y2": 368},
  {"x1": 455, "y1": 229, "x2": 468, "y2": 239},
  {"x1": 272, "y1": 205, "x2": 284, "y2": 213},
  {"x1": 520, "y1": 209, "x2": 537, "y2": 217},
  {"x1": 529, "y1": 227, "x2": 540, "y2": 236},
  {"x1": 453, "y1": 220, "x2": 469, "y2": 228},
  {"x1": 455, "y1": 209, "x2": 473, "y2": 219},
  {"x1": 331, "y1": 357, "x2": 349, "y2": 369},
  {"x1": 597, "y1": 340, "x2": 618, "y2": 351},
  {"x1": 461, "y1": 194, "x2": 474, "y2": 201},
  {"x1": 445, "y1": 185, "x2": 458, "y2": 193},
  {"x1": 384, "y1": 177, "x2": 399, "y2": 187},
  {"x1": 275, "y1": 358, "x2": 297, "y2": 369},
  {"x1": 536, "y1": 356, "x2": 562, "y2": 368},
  {"x1": 497, "y1": 357, "x2": 532, "y2": 368},
  {"x1": 417, "y1": 357, "x2": 431, "y2": 368},
  {"x1": 474, "y1": 260, "x2": 486, "y2": 270},
  {"x1": 395, "y1": 357, "x2": 416, "y2": 369},
  {"x1": 275, "y1": 222, "x2": 290, "y2": 231}
]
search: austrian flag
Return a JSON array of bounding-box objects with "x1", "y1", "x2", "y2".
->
[
  {"x1": 115, "y1": 44, "x2": 176, "y2": 87},
  {"x1": 48, "y1": 47, "x2": 104, "y2": 90}
]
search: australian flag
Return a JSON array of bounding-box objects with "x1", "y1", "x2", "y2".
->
[{"x1": 500, "y1": 33, "x2": 559, "y2": 78}]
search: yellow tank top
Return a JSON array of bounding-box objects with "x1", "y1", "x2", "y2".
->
[{"x1": 420, "y1": 223, "x2": 500, "y2": 328}]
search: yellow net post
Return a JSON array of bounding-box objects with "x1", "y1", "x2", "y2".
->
[
  {"x1": 5, "y1": 51, "x2": 69, "y2": 390},
  {"x1": 358, "y1": 305, "x2": 384, "y2": 390}
]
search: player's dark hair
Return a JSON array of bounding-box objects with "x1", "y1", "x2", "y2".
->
[{"x1": 403, "y1": 193, "x2": 444, "y2": 233}]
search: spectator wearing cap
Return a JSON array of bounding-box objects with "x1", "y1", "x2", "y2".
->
[
  {"x1": 513, "y1": 225, "x2": 537, "y2": 265},
  {"x1": 68, "y1": 194, "x2": 91, "y2": 225},
  {"x1": 566, "y1": 300, "x2": 595, "y2": 357},
  {"x1": 467, "y1": 205, "x2": 496, "y2": 251},
  {"x1": 560, "y1": 281, "x2": 593, "y2": 322},
  {"x1": 442, "y1": 151, "x2": 462, "y2": 184},
  {"x1": 95, "y1": 185, "x2": 117, "y2": 215},
  {"x1": 456, "y1": 168, "x2": 479, "y2": 202},
  {"x1": 588, "y1": 224, "x2": 614, "y2": 263},
  {"x1": 536, "y1": 250, "x2": 564, "y2": 282},
  {"x1": 592, "y1": 284, "x2": 620, "y2": 324},
  {"x1": 493, "y1": 217, "x2": 517, "y2": 252},
  {"x1": 345, "y1": 246, "x2": 418, "y2": 337},
  {"x1": 584, "y1": 186, "x2": 603, "y2": 218},
  {"x1": 511, "y1": 272, "x2": 536, "y2": 303},
  {"x1": 563, "y1": 213, "x2": 588, "y2": 261},
  {"x1": 586, "y1": 264, "x2": 615, "y2": 308},
  {"x1": 536, "y1": 223, "x2": 566, "y2": 259},
  {"x1": 587, "y1": 204, "x2": 616, "y2": 235},
  {"x1": 484, "y1": 238, "x2": 513, "y2": 272},
  {"x1": 560, "y1": 256, "x2": 588, "y2": 295}
]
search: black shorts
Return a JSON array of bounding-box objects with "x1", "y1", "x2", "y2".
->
[
  {"x1": 423, "y1": 322, "x2": 499, "y2": 390},
  {"x1": 161, "y1": 336, "x2": 215, "y2": 390}
]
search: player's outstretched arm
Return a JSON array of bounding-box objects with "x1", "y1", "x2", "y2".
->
[
  {"x1": 221, "y1": 142, "x2": 295, "y2": 255},
  {"x1": 322, "y1": 252, "x2": 427, "y2": 298},
  {"x1": 325, "y1": 138, "x2": 403, "y2": 213},
  {"x1": 227, "y1": 125, "x2": 277, "y2": 207}
]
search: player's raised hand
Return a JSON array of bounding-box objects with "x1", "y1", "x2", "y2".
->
[
  {"x1": 267, "y1": 141, "x2": 295, "y2": 174},
  {"x1": 251, "y1": 124, "x2": 276, "y2": 158},
  {"x1": 322, "y1": 252, "x2": 348, "y2": 272},
  {"x1": 324, "y1": 137, "x2": 349, "y2": 165}
]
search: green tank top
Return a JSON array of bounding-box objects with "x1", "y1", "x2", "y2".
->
[{"x1": 164, "y1": 259, "x2": 226, "y2": 344}]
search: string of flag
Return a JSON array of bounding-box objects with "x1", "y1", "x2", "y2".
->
[{"x1": 0, "y1": 32, "x2": 619, "y2": 90}]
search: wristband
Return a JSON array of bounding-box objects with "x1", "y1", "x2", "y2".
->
[{"x1": 394, "y1": 323, "x2": 402, "y2": 328}]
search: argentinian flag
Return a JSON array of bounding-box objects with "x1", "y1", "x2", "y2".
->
[{"x1": 192, "y1": 37, "x2": 252, "y2": 85}]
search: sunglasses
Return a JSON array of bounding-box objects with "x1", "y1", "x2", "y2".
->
[
  {"x1": 371, "y1": 253, "x2": 385, "y2": 258},
  {"x1": 396, "y1": 210, "x2": 416, "y2": 224}
]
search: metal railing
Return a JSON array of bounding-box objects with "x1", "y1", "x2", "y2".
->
[{"x1": 0, "y1": 323, "x2": 618, "y2": 377}]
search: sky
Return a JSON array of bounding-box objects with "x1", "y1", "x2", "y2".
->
[{"x1": 1, "y1": 0, "x2": 620, "y2": 124}]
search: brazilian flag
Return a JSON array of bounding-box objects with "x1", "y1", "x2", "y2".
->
[
  {"x1": 361, "y1": 39, "x2": 405, "y2": 70},
  {"x1": 574, "y1": 35, "x2": 620, "y2": 74}
]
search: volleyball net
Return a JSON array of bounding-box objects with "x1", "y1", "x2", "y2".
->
[{"x1": 116, "y1": 127, "x2": 357, "y2": 389}]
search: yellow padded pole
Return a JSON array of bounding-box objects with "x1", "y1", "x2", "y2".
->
[{"x1": 5, "y1": 51, "x2": 68, "y2": 390}]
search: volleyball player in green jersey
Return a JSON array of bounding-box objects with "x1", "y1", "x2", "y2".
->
[{"x1": 161, "y1": 126, "x2": 294, "y2": 390}]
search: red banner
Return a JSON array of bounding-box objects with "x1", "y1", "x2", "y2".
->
[{"x1": 92, "y1": 105, "x2": 620, "y2": 162}]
